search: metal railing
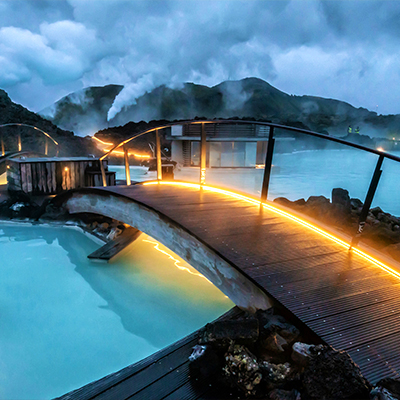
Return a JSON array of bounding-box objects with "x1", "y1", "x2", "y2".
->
[
  {"x1": 98, "y1": 119, "x2": 400, "y2": 246},
  {"x1": 0, "y1": 123, "x2": 59, "y2": 156}
]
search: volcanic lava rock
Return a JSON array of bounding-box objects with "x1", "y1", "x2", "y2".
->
[
  {"x1": 0, "y1": 190, "x2": 39, "y2": 219},
  {"x1": 259, "y1": 361, "x2": 293, "y2": 390},
  {"x1": 188, "y1": 344, "x2": 223, "y2": 381},
  {"x1": 332, "y1": 188, "x2": 351, "y2": 211},
  {"x1": 199, "y1": 317, "x2": 259, "y2": 348},
  {"x1": 370, "y1": 378, "x2": 400, "y2": 400},
  {"x1": 268, "y1": 388, "x2": 302, "y2": 400},
  {"x1": 302, "y1": 345, "x2": 371, "y2": 400},
  {"x1": 290, "y1": 342, "x2": 323, "y2": 367},
  {"x1": 222, "y1": 344, "x2": 262, "y2": 396},
  {"x1": 262, "y1": 315, "x2": 301, "y2": 345}
]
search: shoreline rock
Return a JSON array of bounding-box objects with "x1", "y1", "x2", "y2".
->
[
  {"x1": 273, "y1": 188, "x2": 400, "y2": 263},
  {"x1": 189, "y1": 308, "x2": 399, "y2": 399},
  {"x1": 0, "y1": 190, "x2": 126, "y2": 242}
]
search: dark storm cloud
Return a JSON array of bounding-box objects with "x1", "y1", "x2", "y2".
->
[{"x1": 1, "y1": 0, "x2": 400, "y2": 116}]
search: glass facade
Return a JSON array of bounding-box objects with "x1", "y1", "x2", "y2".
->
[{"x1": 191, "y1": 141, "x2": 261, "y2": 167}]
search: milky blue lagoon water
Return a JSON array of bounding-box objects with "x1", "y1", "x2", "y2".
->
[
  {"x1": 110, "y1": 149, "x2": 400, "y2": 217},
  {"x1": 0, "y1": 224, "x2": 233, "y2": 399}
]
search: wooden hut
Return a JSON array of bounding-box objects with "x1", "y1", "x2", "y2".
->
[{"x1": 7, "y1": 157, "x2": 115, "y2": 194}]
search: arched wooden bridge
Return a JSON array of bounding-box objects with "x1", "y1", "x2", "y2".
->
[
  {"x1": 59, "y1": 180, "x2": 400, "y2": 394},
  {"x1": 55, "y1": 119, "x2": 400, "y2": 399}
]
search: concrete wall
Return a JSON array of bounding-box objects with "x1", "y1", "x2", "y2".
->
[
  {"x1": 64, "y1": 191, "x2": 272, "y2": 312},
  {"x1": 171, "y1": 141, "x2": 184, "y2": 165}
]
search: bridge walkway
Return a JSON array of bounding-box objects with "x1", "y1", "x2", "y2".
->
[{"x1": 99, "y1": 182, "x2": 400, "y2": 384}]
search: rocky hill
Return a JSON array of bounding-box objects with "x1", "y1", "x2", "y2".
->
[
  {"x1": 40, "y1": 78, "x2": 400, "y2": 139},
  {"x1": 40, "y1": 84, "x2": 123, "y2": 136},
  {"x1": 0, "y1": 89, "x2": 99, "y2": 157}
]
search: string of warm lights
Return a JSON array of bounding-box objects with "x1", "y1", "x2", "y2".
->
[
  {"x1": 142, "y1": 238, "x2": 211, "y2": 282},
  {"x1": 92, "y1": 136, "x2": 114, "y2": 146},
  {"x1": 142, "y1": 181, "x2": 400, "y2": 280},
  {"x1": 92, "y1": 136, "x2": 151, "y2": 158},
  {"x1": 103, "y1": 149, "x2": 151, "y2": 158}
]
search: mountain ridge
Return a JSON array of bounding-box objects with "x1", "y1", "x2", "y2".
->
[
  {"x1": 0, "y1": 89, "x2": 100, "y2": 157},
  {"x1": 38, "y1": 77, "x2": 400, "y2": 139}
]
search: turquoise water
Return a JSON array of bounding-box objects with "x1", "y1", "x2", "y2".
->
[
  {"x1": 0, "y1": 224, "x2": 233, "y2": 399},
  {"x1": 110, "y1": 149, "x2": 400, "y2": 216}
]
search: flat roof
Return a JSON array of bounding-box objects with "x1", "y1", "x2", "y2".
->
[{"x1": 9, "y1": 157, "x2": 100, "y2": 163}]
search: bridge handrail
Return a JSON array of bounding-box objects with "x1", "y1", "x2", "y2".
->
[
  {"x1": 0, "y1": 123, "x2": 59, "y2": 156},
  {"x1": 98, "y1": 119, "x2": 399, "y2": 246},
  {"x1": 99, "y1": 119, "x2": 400, "y2": 164}
]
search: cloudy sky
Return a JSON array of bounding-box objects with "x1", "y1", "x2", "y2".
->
[{"x1": 1, "y1": 0, "x2": 400, "y2": 118}]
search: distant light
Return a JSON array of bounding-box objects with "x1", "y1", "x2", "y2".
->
[
  {"x1": 64, "y1": 167, "x2": 69, "y2": 171},
  {"x1": 103, "y1": 148, "x2": 151, "y2": 158},
  {"x1": 93, "y1": 136, "x2": 113, "y2": 146},
  {"x1": 393, "y1": 137, "x2": 396, "y2": 140},
  {"x1": 377, "y1": 147, "x2": 384, "y2": 152}
]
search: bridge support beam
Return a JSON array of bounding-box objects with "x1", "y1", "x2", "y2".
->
[
  {"x1": 100, "y1": 159, "x2": 107, "y2": 187},
  {"x1": 156, "y1": 129, "x2": 162, "y2": 181},
  {"x1": 124, "y1": 145, "x2": 131, "y2": 186},
  {"x1": 63, "y1": 191, "x2": 273, "y2": 313},
  {"x1": 261, "y1": 126, "x2": 275, "y2": 202},
  {"x1": 200, "y1": 123, "x2": 206, "y2": 185},
  {"x1": 351, "y1": 154, "x2": 384, "y2": 248}
]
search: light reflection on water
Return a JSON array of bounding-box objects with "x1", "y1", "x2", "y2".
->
[
  {"x1": 0, "y1": 224, "x2": 233, "y2": 400},
  {"x1": 110, "y1": 149, "x2": 400, "y2": 216}
]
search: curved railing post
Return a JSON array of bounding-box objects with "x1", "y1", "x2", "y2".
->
[
  {"x1": 100, "y1": 159, "x2": 107, "y2": 187},
  {"x1": 156, "y1": 129, "x2": 162, "y2": 181},
  {"x1": 1, "y1": 133, "x2": 4, "y2": 156},
  {"x1": 0, "y1": 123, "x2": 58, "y2": 156},
  {"x1": 124, "y1": 144, "x2": 131, "y2": 185},
  {"x1": 261, "y1": 126, "x2": 275, "y2": 202},
  {"x1": 351, "y1": 154, "x2": 384, "y2": 248},
  {"x1": 200, "y1": 123, "x2": 206, "y2": 185}
]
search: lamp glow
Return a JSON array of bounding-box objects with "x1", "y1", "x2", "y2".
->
[{"x1": 93, "y1": 136, "x2": 114, "y2": 146}]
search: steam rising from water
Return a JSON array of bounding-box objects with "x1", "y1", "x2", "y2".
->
[{"x1": 107, "y1": 74, "x2": 154, "y2": 121}]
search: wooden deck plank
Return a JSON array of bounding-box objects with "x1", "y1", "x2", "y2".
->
[
  {"x1": 55, "y1": 333, "x2": 199, "y2": 400},
  {"x1": 95, "y1": 345, "x2": 193, "y2": 400},
  {"x1": 258, "y1": 266, "x2": 388, "y2": 296},
  {"x1": 292, "y1": 283, "x2": 400, "y2": 321},
  {"x1": 272, "y1": 274, "x2": 396, "y2": 305},
  {"x1": 306, "y1": 296, "x2": 400, "y2": 333},
  {"x1": 244, "y1": 252, "x2": 354, "y2": 276},
  {"x1": 322, "y1": 313, "x2": 400, "y2": 349},
  {"x1": 87, "y1": 227, "x2": 142, "y2": 261}
]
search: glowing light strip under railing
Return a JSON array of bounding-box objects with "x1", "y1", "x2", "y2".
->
[
  {"x1": 142, "y1": 181, "x2": 400, "y2": 280},
  {"x1": 143, "y1": 238, "x2": 210, "y2": 282}
]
